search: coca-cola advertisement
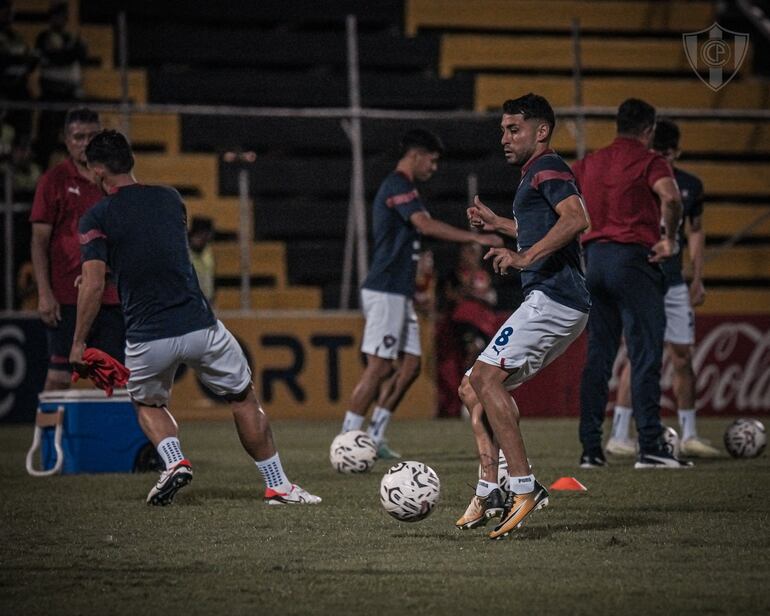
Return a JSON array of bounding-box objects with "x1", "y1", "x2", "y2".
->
[{"x1": 513, "y1": 315, "x2": 770, "y2": 417}]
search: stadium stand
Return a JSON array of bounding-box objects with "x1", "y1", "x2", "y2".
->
[{"x1": 8, "y1": 0, "x2": 770, "y2": 311}]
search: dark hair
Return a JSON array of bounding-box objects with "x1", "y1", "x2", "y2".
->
[
  {"x1": 652, "y1": 118, "x2": 680, "y2": 152},
  {"x1": 64, "y1": 107, "x2": 99, "y2": 129},
  {"x1": 399, "y1": 129, "x2": 444, "y2": 157},
  {"x1": 616, "y1": 98, "x2": 656, "y2": 136},
  {"x1": 85, "y1": 130, "x2": 135, "y2": 174},
  {"x1": 502, "y1": 93, "x2": 556, "y2": 137}
]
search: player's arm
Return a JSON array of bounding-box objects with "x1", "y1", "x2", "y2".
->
[
  {"x1": 650, "y1": 176, "x2": 683, "y2": 262},
  {"x1": 30, "y1": 222, "x2": 60, "y2": 326},
  {"x1": 467, "y1": 196, "x2": 518, "y2": 238},
  {"x1": 484, "y1": 194, "x2": 589, "y2": 275},
  {"x1": 69, "y1": 259, "x2": 106, "y2": 370},
  {"x1": 687, "y1": 213, "x2": 706, "y2": 306},
  {"x1": 410, "y1": 211, "x2": 503, "y2": 247}
]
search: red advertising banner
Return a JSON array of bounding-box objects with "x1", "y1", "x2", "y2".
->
[{"x1": 512, "y1": 314, "x2": 770, "y2": 417}]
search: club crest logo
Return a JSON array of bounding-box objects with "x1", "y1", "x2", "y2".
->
[
  {"x1": 383, "y1": 335, "x2": 396, "y2": 348},
  {"x1": 683, "y1": 23, "x2": 749, "y2": 92}
]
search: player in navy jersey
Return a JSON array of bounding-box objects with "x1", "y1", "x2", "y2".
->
[
  {"x1": 456, "y1": 94, "x2": 590, "y2": 539},
  {"x1": 607, "y1": 119, "x2": 720, "y2": 458},
  {"x1": 337, "y1": 129, "x2": 502, "y2": 459},
  {"x1": 71, "y1": 130, "x2": 320, "y2": 506}
]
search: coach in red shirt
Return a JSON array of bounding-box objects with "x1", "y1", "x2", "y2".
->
[
  {"x1": 572, "y1": 98, "x2": 687, "y2": 469},
  {"x1": 29, "y1": 108, "x2": 124, "y2": 391}
]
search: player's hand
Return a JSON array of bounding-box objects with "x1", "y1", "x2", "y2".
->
[
  {"x1": 484, "y1": 247, "x2": 528, "y2": 275},
  {"x1": 467, "y1": 196, "x2": 498, "y2": 232},
  {"x1": 648, "y1": 237, "x2": 676, "y2": 263},
  {"x1": 74, "y1": 275, "x2": 82, "y2": 288},
  {"x1": 689, "y1": 279, "x2": 706, "y2": 307},
  {"x1": 38, "y1": 291, "x2": 61, "y2": 327},
  {"x1": 69, "y1": 341, "x2": 88, "y2": 378}
]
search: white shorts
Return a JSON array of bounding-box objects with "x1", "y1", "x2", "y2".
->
[
  {"x1": 125, "y1": 320, "x2": 252, "y2": 406},
  {"x1": 360, "y1": 288, "x2": 421, "y2": 360},
  {"x1": 664, "y1": 283, "x2": 695, "y2": 345},
  {"x1": 471, "y1": 290, "x2": 588, "y2": 390}
]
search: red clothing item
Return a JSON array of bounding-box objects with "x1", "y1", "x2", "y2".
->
[
  {"x1": 573, "y1": 137, "x2": 673, "y2": 248},
  {"x1": 71, "y1": 347, "x2": 130, "y2": 397},
  {"x1": 30, "y1": 158, "x2": 120, "y2": 305}
]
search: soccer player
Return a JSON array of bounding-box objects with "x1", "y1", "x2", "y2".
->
[
  {"x1": 338, "y1": 129, "x2": 502, "y2": 459},
  {"x1": 574, "y1": 99, "x2": 691, "y2": 469},
  {"x1": 30, "y1": 108, "x2": 125, "y2": 393},
  {"x1": 606, "y1": 119, "x2": 720, "y2": 458},
  {"x1": 456, "y1": 94, "x2": 590, "y2": 539},
  {"x1": 70, "y1": 130, "x2": 321, "y2": 506}
]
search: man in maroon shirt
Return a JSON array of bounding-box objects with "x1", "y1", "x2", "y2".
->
[
  {"x1": 573, "y1": 98, "x2": 689, "y2": 469},
  {"x1": 29, "y1": 108, "x2": 124, "y2": 391}
]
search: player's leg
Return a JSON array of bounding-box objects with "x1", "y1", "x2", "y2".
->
[
  {"x1": 606, "y1": 353, "x2": 636, "y2": 456},
  {"x1": 454, "y1": 375, "x2": 505, "y2": 529},
  {"x1": 126, "y1": 337, "x2": 193, "y2": 506},
  {"x1": 192, "y1": 321, "x2": 320, "y2": 504},
  {"x1": 343, "y1": 355, "x2": 394, "y2": 432},
  {"x1": 42, "y1": 304, "x2": 77, "y2": 391}
]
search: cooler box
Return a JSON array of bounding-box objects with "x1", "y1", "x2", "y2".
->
[{"x1": 26, "y1": 389, "x2": 153, "y2": 475}]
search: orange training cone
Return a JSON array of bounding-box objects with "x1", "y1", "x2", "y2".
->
[{"x1": 549, "y1": 477, "x2": 587, "y2": 491}]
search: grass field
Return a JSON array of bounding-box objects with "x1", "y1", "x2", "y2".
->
[{"x1": 1, "y1": 417, "x2": 768, "y2": 616}]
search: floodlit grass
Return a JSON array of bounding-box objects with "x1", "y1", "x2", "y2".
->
[{"x1": 1, "y1": 417, "x2": 768, "y2": 615}]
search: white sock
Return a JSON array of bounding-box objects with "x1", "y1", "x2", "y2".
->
[
  {"x1": 366, "y1": 406, "x2": 392, "y2": 446},
  {"x1": 157, "y1": 437, "x2": 185, "y2": 469},
  {"x1": 678, "y1": 408, "x2": 697, "y2": 441},
  {"x1": 611, "y1": 406, "x2": 633, "y2": 440},
  {"x1": 342, "y1": 411, "x2": 365, "y2": 433},
  {"x1": 476, "y1": 480, "x2": 499, "y2": 497},
  {"x1": 255, "y1": 453, "x2": 292, "y2": 493},
  {"x1": 509, "y1": 474, "x2": 536, "y2": 495}
]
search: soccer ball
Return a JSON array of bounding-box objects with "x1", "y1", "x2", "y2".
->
[
  {"x1": 661, "y1": 425, "x2": 680, "y2": 458},
  {"x1": 329, "y1": 430, "x2": 377, "y2": 474},
  {"x1": 724, "y1": 419, "x2": 767, "y2": 459},
  {"x1": 379, "y1": 461, "x2": 440, "y2": 522}
]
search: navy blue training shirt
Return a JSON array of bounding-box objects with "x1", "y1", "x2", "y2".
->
[
  {"x1": 79, "y1": 184, "x2": 216, "y2": 343},
  {"x1": 362, "y1": 171, "x2": 427, "y2": 297},
  {"x1": 661, "y1": 167, "x2": 704, "y2": 286},
  {"x1": 514, "y1": 149, "x2": 590, "y2": 313}
]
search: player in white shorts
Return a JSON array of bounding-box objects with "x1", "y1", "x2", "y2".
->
[
  {"x1": 337, "y1": 129, "x2": 500, "y2": 460},
  {"x1": 456, "y1": 94, "x2": 591, "y2": 540},
  {"x1": 606, "y1": 119, "x2": 720, "y2": 459},
  {"x1": 71, "y1": 130, "x2": 321, "y2": 506}
]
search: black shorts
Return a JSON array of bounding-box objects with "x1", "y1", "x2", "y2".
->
[{"x1": 47, "y1": 304, "x2": 126, "y2": 371}]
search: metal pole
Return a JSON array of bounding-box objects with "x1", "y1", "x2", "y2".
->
[
  {"x1": 3, "y1": 166, "x2": 13, "y2": 310},
  {"x1": 466, "y1": 172, "x2": 478, "y2": 208},
  {"x1": 117, "y1": 12, "x2": 131, "y2": 138},
  {"x1": 238, "y1": 168, "x2": 252, "y2": 310},
  {"x1": 340, "y1": 119, "x2": 356, "y2": 309},
  {"x1": 347, "y1": 15, "x2": 368, "y2": 304},
  {"x1": 571, "y1": 18, "x2": 586, "y2": 160}
]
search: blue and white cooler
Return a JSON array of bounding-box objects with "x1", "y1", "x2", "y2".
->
[{"x1": 26, "y1": 389, "x2": 156, "y2": 476}]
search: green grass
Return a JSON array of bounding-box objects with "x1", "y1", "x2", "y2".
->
[{"x1": 2, "y1": 418, "x2": 768, "y2": 616}]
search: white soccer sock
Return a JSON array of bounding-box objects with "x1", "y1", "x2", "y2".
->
[
  {"x1": 255, "y1": 453, "x2": 292, "y2": 493},
  {"x1": 509, "y1": 474, "x2": 536, "y2": 495},
  {"x1": 611, "y1": 406, "x2": 633, "y2": 440},
  {"x1": 678, "y1": 408, "x2": 697, "y2": 441},
  {"x1": 342, "y1": 410, "x2": 365, "y2": 433},
  {"x1": 476, "y1": 480, "x2": 499, "y2": 498},
  {"x1": 366, "y1": 406, "x2": 392, "y2": 446},
  {"x1": 157, "y1": 437, "x2": 185, "y2": 469}
]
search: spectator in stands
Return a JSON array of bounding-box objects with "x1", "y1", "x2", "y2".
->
[
  {"x1": 188, "y1": 215, "x2": 216, "y2": 304},
  {"x1": 336, "y1": 128, "x2": 502, "y2": 459},
  {"x1": 72, "y1": 129, "x2": 321, "y2": 506},
  {"x1": 606, "y1": 119, "x2": 720, "y2": 458},
  {"x1": 35, "y1": 0, "x2": 88, "y2": 168},
  {"x1": 29, "y1": 107, "x2": 124, "y2": 393},
  {"x1": 573, "y1": 98, "x2": 689, "y2": 469},
  {"x1": 0, "y1": 0, "x2": 38, "y2": 140}
]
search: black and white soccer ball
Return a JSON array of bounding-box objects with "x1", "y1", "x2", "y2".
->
[
  {"x1": 329, "y1": 430, "x2": 377, "y2": 473},
  {"x1": 724, "y1": 418, "x2": 767, "y2": 459},
  {"x1": 379, "y1": 461, "x2": 440, "y2": 522},
  {"x1": 661, "y1": 425, "x2": 681, "y2": 458}
]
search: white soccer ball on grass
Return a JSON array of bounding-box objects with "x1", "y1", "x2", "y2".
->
[
  {"x1": 329, "y1": 430, "x2": 378, "y2": 474},
  {"x1": 379, "y1": 461, "x2": 440, "y2": 522},
  {"x1": 724, "y1": 418, "x2": 767, "y2": 459}
]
